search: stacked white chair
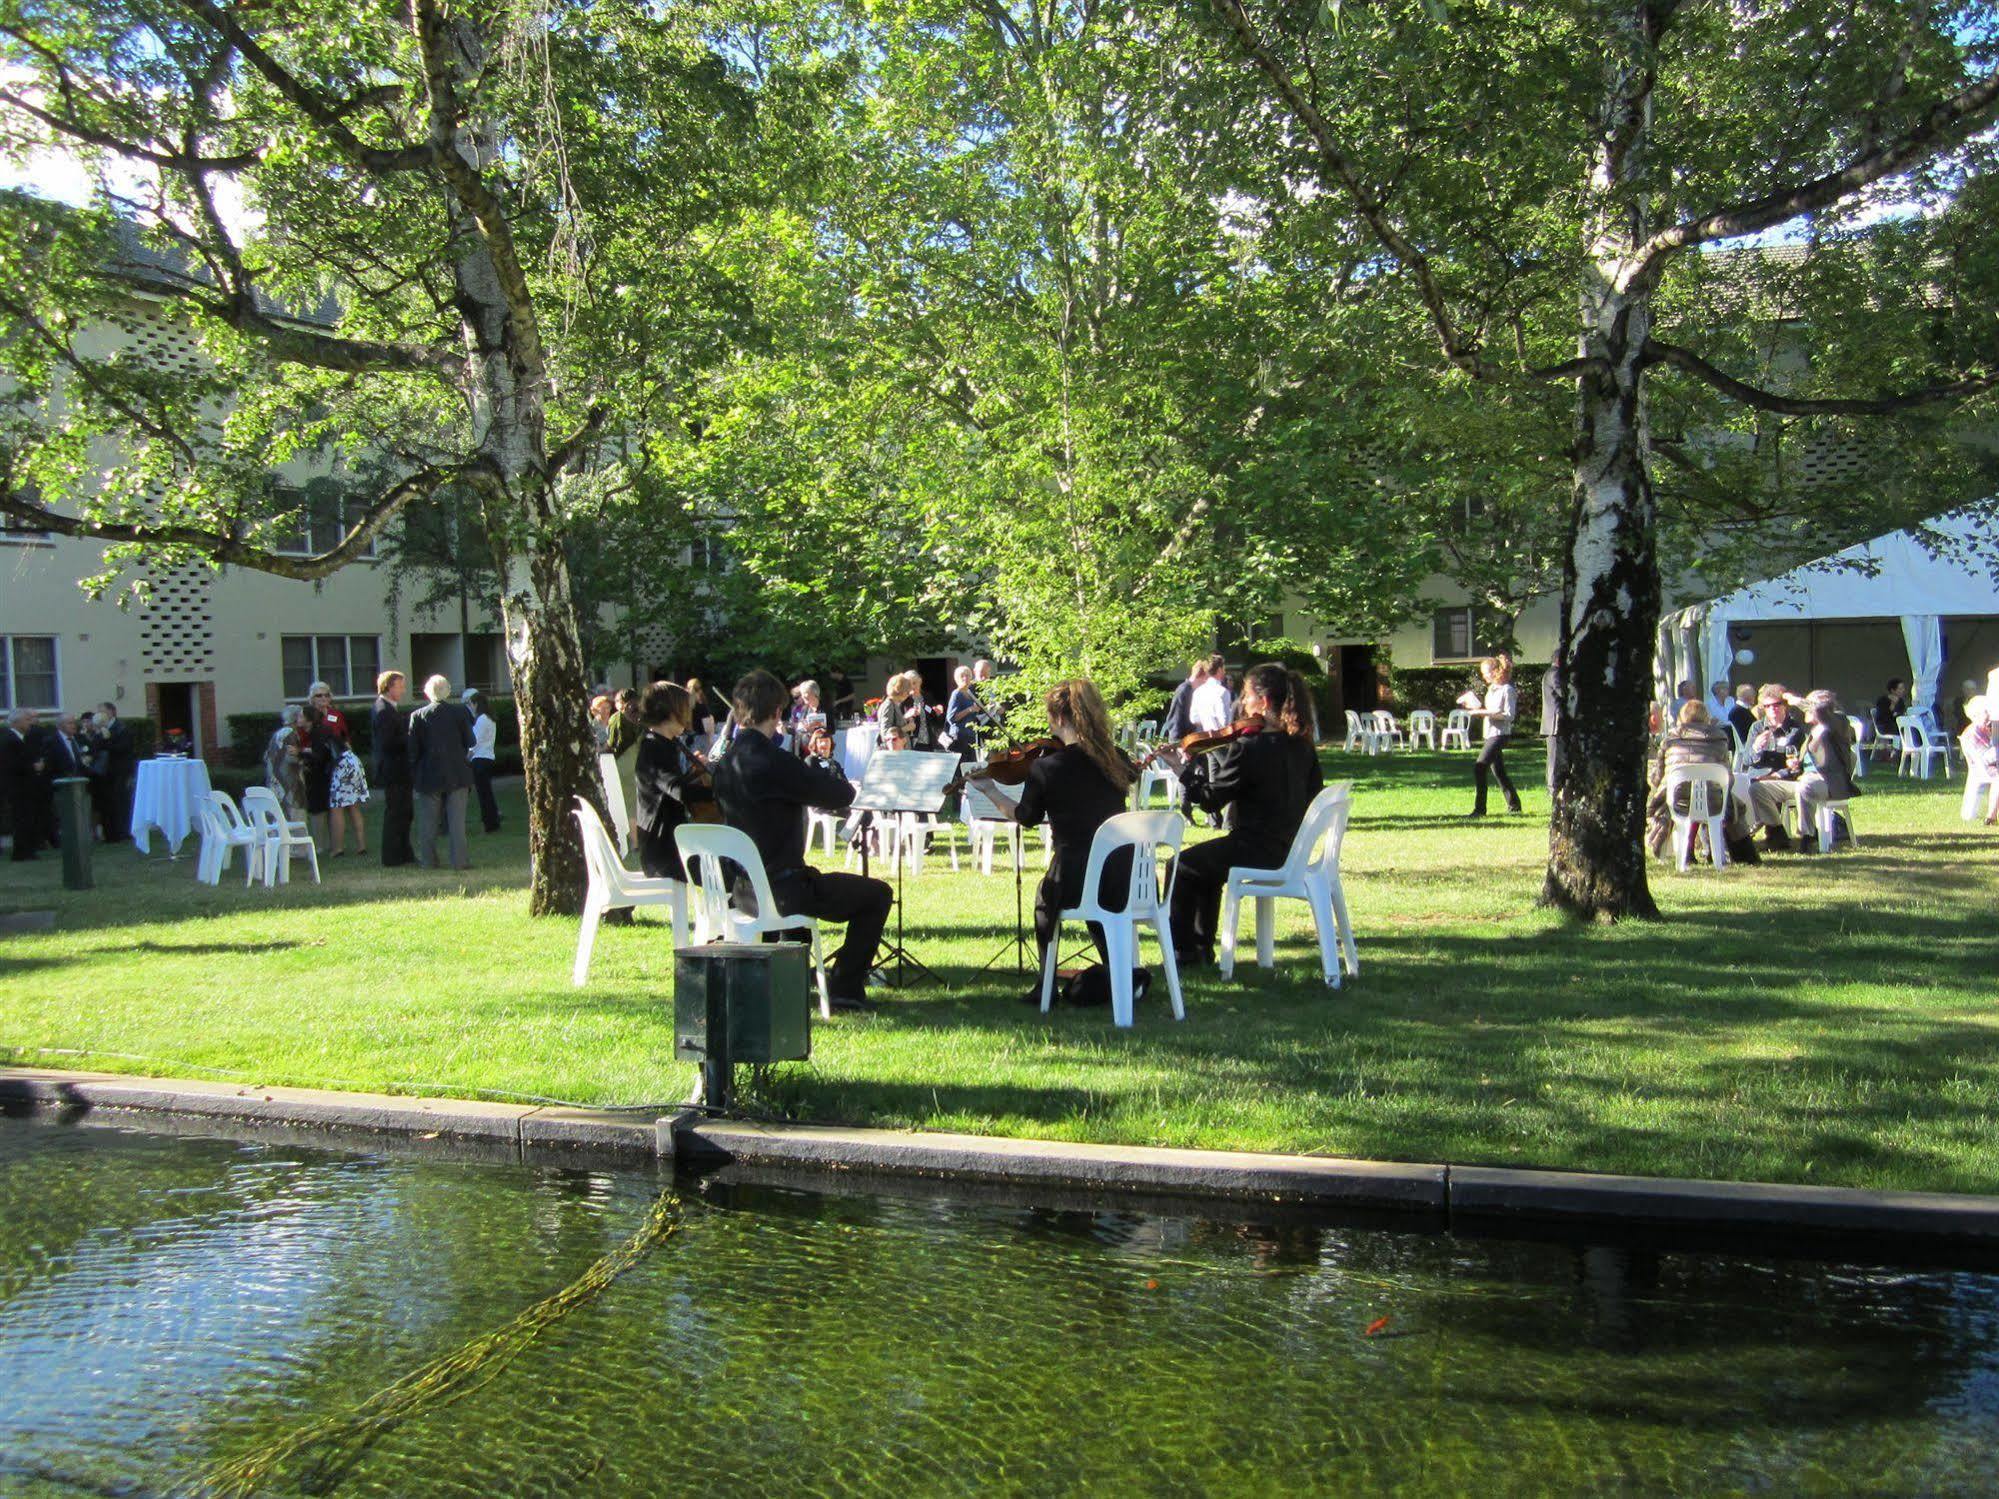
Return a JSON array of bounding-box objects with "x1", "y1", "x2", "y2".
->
[
  {"x1": 1407, "y1": 709, "x2": 1437, "y2": 750},
  {"x1": 1036, "y1": 809, "x2": 1185, "y2": 1029},
  {"x1": 1133, "y1": 761, "x2": 1184, "y2": 812},
  {"x1": 1220, "y1": 784, "x2": 1360, "y2": 986},
  {"x1": 895, "y1": 811, "x2": 959, "y2": 874},
  {"x1": 806, "y1": 807, "x2": 843, "y2": 858},
  {"x1": 197, "y1": 791, "x2": 263, "y2": 886},
  {"x1": 597, "y1": 751, "x2": 635, "y2": 855},
  {"x1": 1660, "y1": 764, "x2": 1732, "y2": 872},
  {"x1": 572, "y1": 799, "x2": 691, "y2": 984},
  {"x1": 1342, "y1": 710, "x2": 1374, "y2": 754},
  {"x1": 241, "y1": 786, "x2": 320, "y2": 887},
  {"x1": 1961, "y1": 739, "x2": 1998, "y2": 821},
  {"x1": 1844, "y1": 716, "x2": 1869, "y2": 778},
  {"x1": 1896, "y1": 716, "x2": 1951, "y2": 779},
  {"x1": 1439, "y1": 710, "x2": 1472, "y2": 751},
  {"x1": 675, "y1": 822, "x2": 833, "y2": 1017},
  {"x1": 1369, "y1": 711, "x2": 1404, "y2": 752}
]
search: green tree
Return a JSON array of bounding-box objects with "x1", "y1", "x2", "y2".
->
[
  {"x1": 1205, "y1": 0, "x2": 1999, "y2": 918},
  {"x1": 0, "y1": 0, "x2": 787, "y2": 914}
]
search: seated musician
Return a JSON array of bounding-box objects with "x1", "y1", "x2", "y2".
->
[
  {"x1": 633, "y1": 681, "x2": 713, "y2": 881},
  {"x1": 1161, "y1": 663, "x2": 1323, "y2": 968},
  {"x1": 978, "y1": 678, "x2": 1146, "y2": 1008},
  {"x1": 713, "y1": 669, "x2": 892, "y2": 1012}
]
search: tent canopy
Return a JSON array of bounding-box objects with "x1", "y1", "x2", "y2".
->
[{"x1": 1657, "y1": 505, "x2": 1999, "y2": 715}]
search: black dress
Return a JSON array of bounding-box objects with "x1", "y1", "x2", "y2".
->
[
  {"x1": 303, "y1": 725, "x2": 339, "y2": 816},
  {"x1": 633, "y1": 731, "x2": 707, "y2": 880},
  {"x1": 1170, "y1": 730, "x2": 1323, "y2": 962},
  {"x1": 1012, "y1": 744, "x2": 1139, "y2": 991}
]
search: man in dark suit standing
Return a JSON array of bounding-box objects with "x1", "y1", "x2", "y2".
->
[
  {"x1": 3, "y1": 710, "x2": 48, "y2": 861},
  {"x1": 408, "y1": 673, "x2": 475, "y2": 871},
  {"x1": 92, "y1": 702, "x2": 136, "y2": 843},
  {"x1": 372, "y1": 670, "x2": 415, "y2": 866},
  {"x1": 40, "y1": 715, "x2": 88, "y2": 848}
]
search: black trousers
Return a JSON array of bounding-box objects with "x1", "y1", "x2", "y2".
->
[
  {"x1": 471, "y1": 760, "x2": 501, "y2": 832},
  {"x1": 380, "y1": 782, "x2": 415, "y2": 866},
  {"x1": 1473, "y1": 733, "x2": 1520, "y2": 813},
  {"x1": 7, "y1": 787, "x2": 45, "y2": 860},
  {"x1": 756, "y1": 867, "x2": 893, "y2": 999},
  {"x1": 90, "y1": 774, "x2": 129, "y2": 842},
  {"x1": 1034, "y1": 845, "x2": 1135, "y2": 975},
  {"x1": 1168, "y1": 832, "x2": 1285, "y2": 961}
]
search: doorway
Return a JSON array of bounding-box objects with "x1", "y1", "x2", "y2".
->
[
  {"x1": 1335, "y1": 646, "x2": 1378, "y2": 720},
  {"x1": 152, "y1": 682, "x2": 200, "y2": 755}
]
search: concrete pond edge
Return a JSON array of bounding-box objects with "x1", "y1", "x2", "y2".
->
[{"x1": 6, "y1": 1065, "x2": 1998, "y2": 1245}]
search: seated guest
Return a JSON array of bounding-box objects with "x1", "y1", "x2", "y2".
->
[
  {"x1": 1872, "y1": 677, "x2": 1909, "y2": 741},
  {"x1": 1725, "y1": 685, "x2": 1756, "y2": 746},
  {"x1": 1706, "y1": 680, "x2": 1734, "y2": 723},
  {"x1": 712, "y1": 669, "x2": 892, "y2": 1012},
  {"x1": 1162, "y1": 663, "x2": 1323, "y2": 967},
  {"x1": 802, "y1": 725, "x2": 847, "y2": 784},
  {"x1": 1745, "y1": 684, "x2": 1808, "y2": 848},
  {"x1": 1645, "y1": 701, "x2": 1755, "y2": 863},
  {"x1": 1793, "y1": 690, "x2": 1859, "y2": 850},
  {"x1": 1673, "y1": 679, "x2": 1702, "y2": 721},
  {"x1": 978, "y1": 678, "x2": 1145, "y2": 1008},
  {"x1": 1961, "y1": 698, "x2": 1997, "y2": 826},
  {"x1": 788, "y1": 680, "x2": 826, "y2": 752},
  {"x1": 632, "y1": 681, "x2": 712, "y2": 880}
]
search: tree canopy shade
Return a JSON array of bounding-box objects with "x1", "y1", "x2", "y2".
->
[
  {"x1": 1201, "y1": 0, "x2": 1999, "y2": 918},
  {"x1": 0, "y1": 0, "x2": 812, "y2": 913}
]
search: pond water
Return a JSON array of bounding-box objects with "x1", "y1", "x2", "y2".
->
[{"x1": 3, "y1": 1116, "x2": 1998, "y2": 1496}]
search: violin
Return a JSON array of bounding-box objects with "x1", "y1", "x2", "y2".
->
[
  {"x1": 683, "y1": 743, "x2": 726, "y2": 824},
  {"x1": 948, "y1": 736, "x2": 1061, "y2": 793},
  {"x1": 1139, "y1": 719, "x2": 1264, "y2": 769}
]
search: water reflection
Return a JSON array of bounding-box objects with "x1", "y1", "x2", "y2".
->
[{"x1": 1, "y1": 1117, "x2": 1997, "y2": 1496}]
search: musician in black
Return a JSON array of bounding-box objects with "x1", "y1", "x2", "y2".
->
[
  {"x1": 1161, "y1": 662, "x2": 1323, "y2": 968},
  {"x1": 632, "y1": 680, "x2": 712, "y2": 880},
  {"x1": 712, "y1": 669, "x2": 892, "y2": 1011},
  {"x1": 980, "y1": 678, "x2": 1145, "y2": 1007}
]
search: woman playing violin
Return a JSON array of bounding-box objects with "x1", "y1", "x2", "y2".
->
[
  {"x1": 634, "y1": 680, "x2": 717, "y2": 880},
  {"x1": 977, "y1": 678, "x2": 1147, "y2": 1008},
  {"x1": 1160, "y1": 662, "x2": 1323, "y2": 968}
]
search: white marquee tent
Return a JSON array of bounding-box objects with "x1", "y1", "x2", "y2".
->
[{"x1": 1656, "y1": 506, "x2": 1999, "y2": 717}]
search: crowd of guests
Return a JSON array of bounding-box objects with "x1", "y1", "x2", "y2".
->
[{"x1": 1, "y1": 703, "x2": 137, "y2": 862}]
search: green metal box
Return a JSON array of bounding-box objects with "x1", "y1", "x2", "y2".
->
[{"x1": 674, "y1": 942, "x2": 812, "y2": 1066}]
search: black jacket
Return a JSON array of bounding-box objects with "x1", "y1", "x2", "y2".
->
[
  {"x1": 372, "y1": 695, "x2": 412, "y2": 786},
  {"x1": 408, "y1": 700, "x2": 475, "y2": 794},
  {"x1": 1160, "y1": 679, "x2": 1197, "y2": 741},
  {"x1": 0, "y1": 725, "x2": 38, "y2": 791},
  {"x1": 1183, "y1": 729, "x2": 1323, "y2": 860},
  {"x1": 712, "y1": 725, "x2": 854, "y2": 880},
  {"x1": 1012, "y1": 743, "x2": 1132, "y2": 871}
]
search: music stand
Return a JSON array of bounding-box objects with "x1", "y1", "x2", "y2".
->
[
  {"x1": 963, "y1": 778, "x2": 1035, "y2": 973},
  {"x1": 851, "y1": 751, "x2": 960, "y2": 989}
]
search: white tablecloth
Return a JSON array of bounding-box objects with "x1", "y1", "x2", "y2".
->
[
  {"x1": 130, "y1": 758, "x2": 213, "y2": 855},
  {"x1": 840, "y1": 724, "x2": 877, "y2": 782}
]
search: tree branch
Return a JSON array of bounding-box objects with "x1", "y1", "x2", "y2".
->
[
  {"x1": 171, "y1": 0, "x2": 434, "y2": 175},
  {"x1": 0, "y1": 86, "x2": 260, "y2": 173},
  {"x1": 0, "y1": 460, "x2": 482, "y2": 581},
  {"x1": 548, "y1": 406, "x2": 607, "y2": 475},
  {"x1": 1646, "y1": 338, "x2": 1999, "y2": 415},
  {"x1": 1631, "y1": 64, "x2": 1999, "y2": 278}
]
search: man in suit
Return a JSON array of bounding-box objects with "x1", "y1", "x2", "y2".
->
[
  {"x1": 93, "y1": 702, "x2": 135, "y2": 842},
  {"x1": 40, "y1": 715, "x2": 89, "y2": 848},
  {"x1": 408, "y1": 674, "x2": 475, "y2": 871},
  {"x1": 1160, "y1": 660, "x2": 1207, "y2": 742},
  {"x1": 3, "y1": 709, "x2": 48, "y2": 861},
  {"x1": 372, "y1": 670, "x2": 415, "y2": 866}
]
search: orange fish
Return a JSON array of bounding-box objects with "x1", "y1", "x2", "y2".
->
[{"x1": 1364, "y1": 1316, "x2": 1392, "y2": 1338}]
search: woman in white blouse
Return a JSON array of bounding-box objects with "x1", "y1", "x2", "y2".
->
[
  {"x1": 1462, "y1": 655, "x2": 1523, "y2": 817},
  {"x1": 464, "y1": 689, "x2": 501, "y2": 833}
]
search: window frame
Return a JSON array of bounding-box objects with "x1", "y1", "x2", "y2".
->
[
  {"x1": 1430, "y1": 605, "x2": 1511, "y2": 665},
  {"x1": 1, "y1": 635, "x2": 62, "y2": 711},
  {"x1": 280, "y1": 633, "x2": 382, "y2": 700},
  {"x1": 270, "y1": 484, "x2": 377, "y2": 560}
]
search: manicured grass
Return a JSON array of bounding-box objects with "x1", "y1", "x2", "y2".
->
[{"x1": 2, "y1": 751, "x2": 1995, "y2": 1193}]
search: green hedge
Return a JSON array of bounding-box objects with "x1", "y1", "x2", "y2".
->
[{"x1": 1386, "y1": 664, "x2": 1549, "y2": 732}]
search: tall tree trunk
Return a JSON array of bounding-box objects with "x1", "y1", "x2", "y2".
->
[{"x1": 1544, "y1": 1, "x2": 1664, "y2": 921}]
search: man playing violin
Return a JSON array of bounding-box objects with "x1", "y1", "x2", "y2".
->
[
  {"x1": 714, "y1": 669, "x2": 893, "y2": 1012},
  {"x1": 1158, "y1": 662, "x2": 1323, "y2": 969}
]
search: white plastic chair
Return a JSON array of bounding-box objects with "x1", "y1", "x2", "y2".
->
[
  {"x1": 1407, "y1": 710, "x2": 1437, "y2": 750},
  {"x1": 1897, "y1": 716, "x2": 1951, "y2": 779},
  {"x1": 1342, "y1": 710, "x2": 1370, "y2": 753},
  {"x1": 241, "y1": 785, "x2": 320, "y2": 887},
  {"x1": 598, "y1": 752, "x2": 634, "y2": 855},
  {"x1": 1845, "y1": 716, "x2": 1869, "y2": 778},
  {"x1": 1133, "y1": 762, "x2": 1184, "y2": 812},
  {"x1": 1219, "y1": 783, "x2": 1359, "y2": 986},
  {"x1": 571, "y1": 799, "x2": 691, "y2": 985},
  {"x1": 197, "y1": 791, "x2": 263, "y2": 886},
  {"x1": 675, "y1": 822, "x2": 833, "y2": 1017},
  {"x1": 1439, "y1": 710, "x2": 1472, "y2": 752},
  {"x1": 1661, "y1": 764, "x2": 1732, "y2": 872},
  {"x1": 960, "y1": 797, "x2": 1018, "y2": 875},
  {"x1": 1369, "y1": 711, "x2": 1404, "y2": 752},
  {"x1": 806, "y1": 807, "x2": 843, "y2": 858},
  {"x1": 1036, "y1": 810, "x2": 1185, "y2": 1028},
  {"x1": 895, "y1": 811, "x2": 959, "y2": 874}
]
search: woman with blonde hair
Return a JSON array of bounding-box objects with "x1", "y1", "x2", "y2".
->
[
  {"x1": 1462, "y1": 654, "x2": 1522, "y2": 817},
  {"x1": 980, "y1": 678, "x2": 1143, "y2": 1007}
]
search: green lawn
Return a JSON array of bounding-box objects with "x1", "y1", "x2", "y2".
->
[{"x1": 3, "y1": 751, "x2": 1996, "y2": 1194}]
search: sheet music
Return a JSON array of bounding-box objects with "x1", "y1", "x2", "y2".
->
[
  {"x1": 958, "y1": 776, "x2": 1016, "y2": 823},
  {"x1": 851, "y1": 749, "x2": 960, "y2": 815}
]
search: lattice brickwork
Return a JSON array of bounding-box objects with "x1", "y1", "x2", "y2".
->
[
  {"x1": 139, "y1": 565, "x2": 216, "y2": 678},
  {"x1": 109, "y1": 306, "x2": 208, "y2": 378}
]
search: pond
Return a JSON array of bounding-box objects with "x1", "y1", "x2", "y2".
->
[{"x1": 3, "y1": 1115, "x2": 1997, "y2": 1496}]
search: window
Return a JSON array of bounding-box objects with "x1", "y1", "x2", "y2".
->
[
  {"x1": 282, "y1": 634, "x2": 380, "y2": 698},
  {"x1": 1, "y1": 636, "x2": 60, "y2": 710},
  {"x1": 271, "y1": 485, "x2": 376, "y2": 558},
  {"x1": 689, "y1": 534, "x2": 730, "y2": 572},
  {"x1": 1431, "y1": 606, "x2": 1511, "y2": 663}
]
